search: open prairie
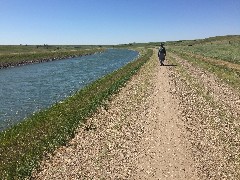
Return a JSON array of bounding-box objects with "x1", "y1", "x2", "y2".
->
[{"x1": 1, "y1": 35, "x2": 240, "y2": 179}]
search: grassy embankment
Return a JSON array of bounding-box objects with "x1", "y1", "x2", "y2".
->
[
  {"x1": 166, "y1": 35, "x2": 240, "y2": 179},
  {"x1": 0, "y1": 48, "x2": 153, "y2": 179},
  {"x1": 0, "y1": 45, "x2": 103, "y2": 68},
  {"x1": 167, "y1": 35, "x2": 240, "y2": 91}
]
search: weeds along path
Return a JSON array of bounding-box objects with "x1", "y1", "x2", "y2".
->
[
  {"x1": 182, "y1": 52, "x2": 240, "y2": 71},
  {"x1": 32, "y1": 49, "x2": 199, "y2": 179},
  {"x1": 168, "y1": 52, "x2": 240, "y2": 179},
  {"x1": 31, "y1": 50, "x2": 156, "y2": 179}
]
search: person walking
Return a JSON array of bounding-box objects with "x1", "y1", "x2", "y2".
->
[{"x1": 158, "y1": 43, "x2": 166, "y2": 66}]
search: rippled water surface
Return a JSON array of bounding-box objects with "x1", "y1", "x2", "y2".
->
[{"x1": 0, "y1": 49, "x2": 138, "y2": 131}]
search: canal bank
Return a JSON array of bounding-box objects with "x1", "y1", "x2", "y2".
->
[
  {"x1": 0, "y1": 48, "x2": 103, "y2": 69},
  {"x1": 0, "y1": 48, "x2": 152, "y2": 179}
]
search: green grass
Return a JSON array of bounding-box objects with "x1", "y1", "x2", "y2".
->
[
  {"x1": 0, "y1": 48, "x2": 153, "y2": 179},
  {"x1": 0, "y1": 45, "x2": 102, "y2": 54},
  {"x1": 0, "y1": 45, "x2": 103, "y2": 67},
  {"x1": 168, "y1": 43, "x2": 240, "y2": 64},
  {"x1": 169, "y1": 49, "x2": 240, "y2": 92},
  {"x1": 165, "y1": 35, "x2": 240, "y2": 91},
  {"x1": 165, "y1": 35, "x2": 240, "y2": 46}
]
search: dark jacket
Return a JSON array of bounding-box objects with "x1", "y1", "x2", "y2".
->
[{"x1": 158, "y1": 47, "x2": 166, "y2": 58}]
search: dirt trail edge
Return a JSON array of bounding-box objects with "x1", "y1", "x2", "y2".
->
[{"x1": 32, "y1": 49, "x2": 198, "y2": 179}]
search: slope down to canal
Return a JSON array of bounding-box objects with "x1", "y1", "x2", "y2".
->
[{"x1": 32, "y1": 49, "x2": 240, "y2": 179}]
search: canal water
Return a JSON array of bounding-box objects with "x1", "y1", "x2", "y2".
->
[{"x1": 0, "y1": 49, "x2": 138, "y2": 131}]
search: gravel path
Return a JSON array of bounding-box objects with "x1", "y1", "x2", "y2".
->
[
  {"x1": 168, "y1": 52, "x2": 240, "y2": 179},
  {"x1": 135, "y1": 50, "x2": 198, "y2": 179},
  {"x1": 31, "y1": 49, "x2": 239, "y2": 179}
]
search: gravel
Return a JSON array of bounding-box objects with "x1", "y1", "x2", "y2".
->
[{"x1": 169, "y1": 52, "x2": 240, "y2": 179}]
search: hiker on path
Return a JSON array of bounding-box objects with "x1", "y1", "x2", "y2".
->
[{"x1": 158, "y1": 43, "x2": 166, "y2": 66}]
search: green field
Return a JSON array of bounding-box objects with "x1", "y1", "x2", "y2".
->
[
  {"x1": 166, "y1": 35, "x2": 240, "y2": 91},
  {"x1": 0, "y1": 45, "x2": 103, "y2": 68},
  {"x1": 166, "y1": 35, "x2": 240, "y2": 64}
]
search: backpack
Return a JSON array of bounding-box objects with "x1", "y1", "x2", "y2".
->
[{"x1": 159, "y1": 47, "x2": 166, "y2": 54}]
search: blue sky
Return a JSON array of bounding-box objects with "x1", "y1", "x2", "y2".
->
[{"x1": 0, "y1": 0, "x2": 239, "y2": 45}]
